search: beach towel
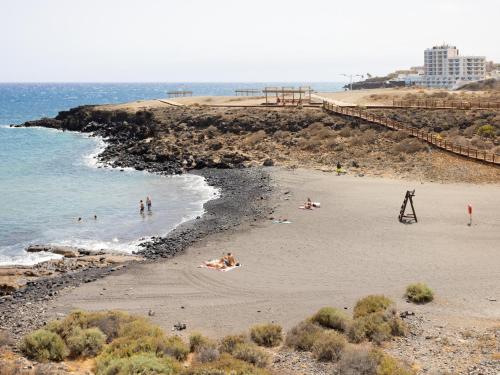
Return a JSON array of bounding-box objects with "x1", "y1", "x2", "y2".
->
[
  {"x1": 199, "y1": 260, "x2": 242, "y2": 272},
  {"x1": 273, "y1": 220, "x2": 292, "y2": 224}
]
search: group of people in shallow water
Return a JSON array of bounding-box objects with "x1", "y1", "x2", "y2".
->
[{"x1": 139, "y1": 196, "x2": 152, "y2": 214}]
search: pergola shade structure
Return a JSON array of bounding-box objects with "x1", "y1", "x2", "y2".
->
[
  {"x1": 167, "y1": 91, "x2": 193, "y2": 98},
  {"x1": 262, "y1": 86, "x2": 314, "y2": 105},
  {"x1": 235, "y1": 89, "x2": 262, "y2": 96}
]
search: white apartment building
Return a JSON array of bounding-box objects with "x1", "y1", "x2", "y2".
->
[{"x1": 423, "y1": 45, "x2": 486, "y2": 89}]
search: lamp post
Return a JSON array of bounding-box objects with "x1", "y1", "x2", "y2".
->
[{"x1": 341, "y1": 74, "x2": 364, "y2": 91}]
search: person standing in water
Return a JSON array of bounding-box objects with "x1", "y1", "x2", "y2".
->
[
  {"x1": 146, "y1": 196, "x2": 152, "y2": 212},
  {"x1": 140, "y1": 200, "x2": 145, "y2": 214}
]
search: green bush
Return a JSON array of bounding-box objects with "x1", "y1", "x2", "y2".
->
[
  {"x1": 311, "y1": 307, "x2": 350, "y2": 332},
  {"x1": 477, "y1": 124, "x2": 495, "y2": 138},
  {"x1": 21, "y1": 329, "x2": 69, "y2": 362},
  {"x1": 219, "y1": 334, "x2": 247, "y2": 354},
  {"x1": 232, "y1": 343, "x2": 270, "y2": 368},
  {"x1": 285, "y1": 321, "x2": 323, "y2": 351},
  {"x1": 348, "y1": 312, "x2": 392, "y2": 344},
  {"x1": 47, "y1": 310, "x2": 135, "y2": 343},
  {"x1": 353, "y1": 295, "x2": 394, "y2": 318},
  {"x1": 311, "y1": 331, "x2": 346, "y2": 362},
  {"x1": 95, "y1": 352, "x2": 179, "y2": 375},
  {"x1": 405, "y1": 283, "x2": 434, "y2": 304},
  {"x1": 250, "y1": 323, "x2": 283, "y2": 347},
  {"x1": 184, "y1": 353, "x2": 270, "y2": 375},
  {"x1": 100, "y1": 319, "x2": 189, "y2": 362},
  {"x1": 66, "y1": 327, "x2": 106, "y2": 358}
]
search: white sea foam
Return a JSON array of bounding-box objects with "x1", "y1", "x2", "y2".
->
[{"x1": 0, "y1": 250, "x2": 63, "y2": 267}]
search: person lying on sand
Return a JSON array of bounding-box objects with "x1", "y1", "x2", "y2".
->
[{"x1": 205, "y1": 253, "x2": 238, "y2": 269}]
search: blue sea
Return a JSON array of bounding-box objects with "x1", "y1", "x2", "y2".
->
[{"x1": 0, "y1": 83, "x2": 342, "y2": 266}]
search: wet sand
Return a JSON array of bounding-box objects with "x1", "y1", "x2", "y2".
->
[{"x1": 47, "y1": 168, "x2": 500, "y2": 337}]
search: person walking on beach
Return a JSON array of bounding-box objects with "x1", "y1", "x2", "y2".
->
[
  {"x1": 146, "y1": 196, "x2": 152, "y2": 212},
  {"x1": 140, "y1": 200, "x2": 145, "y2": 214}
]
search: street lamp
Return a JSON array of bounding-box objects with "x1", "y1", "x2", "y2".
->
[{"x1": 340, "y1": 74, "x2": 364, "y2": 91}]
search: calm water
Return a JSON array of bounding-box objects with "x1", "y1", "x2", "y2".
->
[{"x1": 0, "y1": 83, "x2": 342, "y2": 266}]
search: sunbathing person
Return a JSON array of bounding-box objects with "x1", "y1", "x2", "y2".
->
[
  {"x1": 225, "y1": 252, "x2": 237, "y2": 267},
  {"x1": 205, "y1": 253, "x2": 238, "y2": 269},
  {"x1": 304, "y1": 198, "x2": 313, "y2": 209},
  {"x1": 205, "y1": 257, "x2": 227, "y2": 270}
]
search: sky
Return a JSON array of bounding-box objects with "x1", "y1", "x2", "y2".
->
[{"x1": 1, "y1": 0, "x2": 498, "y2": 82}]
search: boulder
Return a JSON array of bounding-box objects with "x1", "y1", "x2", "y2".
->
[
  {"x1": 26, "y1": 245, "x2": 80, "y2": 258},
  {"x1": 263, "y1": 158, "x2": 274, "y2": 167}
]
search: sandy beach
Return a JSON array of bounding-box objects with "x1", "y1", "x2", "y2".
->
[{"x1": 46, "y1": 168, "x2": 500, "y2": 337}]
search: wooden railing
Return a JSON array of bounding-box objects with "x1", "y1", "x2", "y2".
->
[
  {"x1": 322, "y1": 101, "x2": 500, "y2": 165},
  {"x1": 392, "y1": 99, "x2": 500, "y2": 110}
]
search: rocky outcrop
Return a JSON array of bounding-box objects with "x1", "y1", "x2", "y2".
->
[{"x1": 26, "y1": 245, "x2": 80, "y2": 258}]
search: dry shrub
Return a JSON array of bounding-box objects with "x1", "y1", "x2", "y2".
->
[
  {"x1": 98, "y1": 318, "x2": 189, "y2": 362},
  {"x1": 297, "y1": 138, "x2": 321, "y2": 151},
  {"x1": 353, "y1": 295, "x2": 394, "y2": 319},
  {"x1": 392, "y1": 138, "x2": 427, "y2": 154},
  {"x1": 375, "y1": 351, "x2": 415, "y2": 375},
  {"x1": 311, "y1": 307, "x2": 350, "y2": 332},
  {"x1": 189, "y1": 332, "x2": 211, "y2": 353},
  {"x1": 405, "y1": 283, "x2": 434, "y2": 304},
  {"x1": 285, "y1": 320, "x2": 323, "y2": 351},
  {"x1": 359, "y1": 129, "x2": 377, "y2": 144},
  {"x1": 348, "y1": 313, "x2": 392, "y2": 344},
  {"x1": 21, "y1": 329, "x2": 69, "y2": 362},
  {"x1": 273, "y1": 130, "x2": 291, "y2": 141},
  {"x1": 0, "y1": 330, "x2": 11, "y2": 347},
  {"x1": 47, "y1": 310, "x2": 135, "y2": 343},
  {"x1": 190, "y1": 333, "x2": 219, "y2": 363},
  {"x1": 185, "y1": 353, "x2": 270, "y2": 375},
  {"x1": 232, "y1": 343, "x2": 270, "y2": 368},
  {"x1": 463, "y1": 125, "x2": 477, "y2": 138},
  {"x1": 66, "y1": 327, "x2": 106, "y2": 358},
  {"x1": 311, "y1": 331, "x2": 346, "y2": 362},
  {"x1": 250, "y1": 323, "x2": 283, "y2": 347},
  {"x1": 196, "y1": 345, "x2": 220, "y2": 364},
  {"x1": 95, "y1": 352, "x2": 179, "y2": 375},
  {"x1": 205, "y1": 125, "x2": 219, "y2": 138},
  {"x1": 337, "y1": 347, "x2": 378, "y2": 375},
  {"x1": 324, "y1": 137, "x2": 339, "y2": 150},
  {"x1": 219, "y1": 334, "x2": 247, "y2": 354},
  {"x1": 244, "y1": 130, "x2": 266, "y2": 146},
  {"x1": 388, "y1": 131, "x2": 408, "y2": 142},
  {"x1": 338, "y1": 127, "x2": 352, "y2": 137}
]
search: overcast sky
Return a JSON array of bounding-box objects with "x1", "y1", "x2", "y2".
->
[{"x1": 1, "y1": 0, "x2": 498, "y2": 82}]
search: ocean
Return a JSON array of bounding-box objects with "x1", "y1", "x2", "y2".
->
[{"x1": 0, "y1": 82, "x2": 343, "y2": 266}]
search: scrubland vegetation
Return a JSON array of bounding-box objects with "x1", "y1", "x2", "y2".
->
[{"x1": 0, "y1": 289, "x2": 430, "y2": 374}]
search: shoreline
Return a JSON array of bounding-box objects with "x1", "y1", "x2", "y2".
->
[{"x1": 1, "y1": 114, "x2": 273, "y2": 340}]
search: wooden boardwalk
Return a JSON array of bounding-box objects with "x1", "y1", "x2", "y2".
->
[
  {"x1": 391, "y1": 99, "x2": 500, "y2": 110},
  {"x1": 322, "y1": 101, "x2": 500, "y2": 165}
]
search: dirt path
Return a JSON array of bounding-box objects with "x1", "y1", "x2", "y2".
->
[{"x1": 46, "y1": 168, "x2": 500, "y2": 338}]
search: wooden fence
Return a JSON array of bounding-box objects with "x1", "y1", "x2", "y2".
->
[
  {"x1": 323, "y1": 101, "x2": 500, "y2": 165},
  {"x1": 392, "y1": 99, "x2": 500, "y2": 110}
]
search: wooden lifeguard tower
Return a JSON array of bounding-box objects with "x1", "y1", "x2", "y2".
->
[{"x1": 262, "y1": 86, "x2": 314, "y2": 106}]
